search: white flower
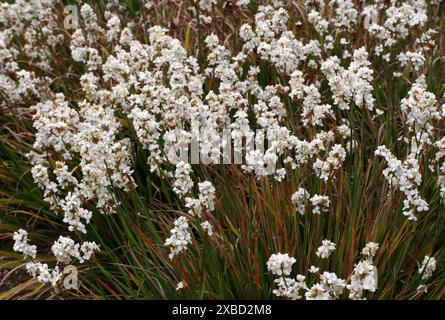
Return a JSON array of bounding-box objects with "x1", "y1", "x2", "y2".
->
[
  {"x1": 51, "y1": 236, "x2": 99, "y2": 264},
  {"x1": 319, "y1": 271, "x2": 346, "y2": 299},
  {"x1": 310, "y1": 195, "x2": 330, "y2": 214},
  {"x1": 418, "y1": 255, "x2": 436, "y2": 281},
  {"x1": 273, "y1": 276, "x2": 306, "y2": 300},
  {"x1": 398, "y1": 51, "x2": 425, "y2": 71},
  {"x1": 347, "y1": 260, "x2": 378, "y2": 299},
  {"x1": 176, "y1": 281, "x2": 185, "y2": 290},
  {"x1": 361, "y1": 242, "x2": 379, "y2": 260},
  {"x1": 309, "y1": 266, "x2": 320, "y2": 273},
  {"x1": 305, "y1": 283, "x2": 331, "y2": 300},
  {"x1": 173, "y1": 162, "x2": 193, "y2": 197},
  {"x1": 198, "y1": 181, "x2": 216, "y2": 213},
  {"x1": 51, "y1": 236, "x2": 81, "y2": 264},
  {"x1": 80, "y1": 241, "x2": 100, "y2": 261},
  {"x1": 237, "y1": 0, "x2": 250, "y2": 6},
  {"x1": 291, "y1": 187, "x2": 309, "y2": 215},
  {"x1": 321, "y1": 47, "x2": 375, "y2": 111},
  {"x1": 165, "y1": 216, "x2": 192, "y2": 260},
  {"x1": 400, "y1": 76, "x2": 440, "y2": 140},
  {"x1": 267, "y1": 253, "x2": 296, "y2": 276},
  {"x1": 25, "y1": 262, "x2": 62, "y2": 287},
  {"x1": 201, "y1": 221, "x2": 214, "y2": 237},
  {"x1": 316, "y1": 239, "x2": 336, "y2": 259},
  {"x1": 375, "y1": 145, "x2": 429, "y2": 221},
  {"x1": 13, "y1": 229, "x2": 37, "y2": 259},
  {"x1": 313, "y1": 144, "x2": 346, "y2": 181}
]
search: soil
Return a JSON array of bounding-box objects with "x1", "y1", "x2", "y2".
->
[{"x1": 0, "y1": 259, "x2": 28, "y2": 294}]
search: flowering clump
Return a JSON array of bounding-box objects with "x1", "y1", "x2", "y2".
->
[
  {"x1": 165, "y1": 216, "x2": 192, "y2": 260},
  {"x1": 267, "y1": 243, "x2": 377, "y2": 300},
  {"x1": 29, "y1": 95, "x2": 135, "y2": 234},
  {"x1": 401, "y1": 76, "x2": 441, "y2": 145},
  {"x1": 201, "y1": 221, "x2": 214, "y2": 237},
  {"x1": 13, "y1": 229, "x2": 37, "y2": 259},
  {"x1": 347, "y1": 242, "x2": 379, "y2": 300},
  {"x1": 273, "y1": 276, "x2": 307, "y2": 300},
  {"x1": 418, "y1": 256, "x2": 436, "y2": 281},
  {"x1": 306, "y1": 272, "x2": 346, "y2": 300},
  {"x1": 321, "y1": 47, "x2": 375, "y2": 112},
  {"x1": 25, "y1": 263, "x2": 62, "y2": 287},
  {"x1": 316, "y1": 240, "x2": 336, "y2": 259},
  {"x1": 291, "y1": 188, "x2": 309, "y2": 215},
  {"x1": 375, "y1": 146, "x2": 428, "y2": 221},
  {"x1": 362, "y1": 242, "x2": 380, "y2": 259},
  {"x1": 13, "y1": 230, "x2": 98, "y2": 287},
  {"x1": 1, "y1": 0, "x2": 443, "y2": 299},
  {"x1": 313, "y1": 144, "x2": 347, "y2": 181},
  {"x1": 51, "y1": 236, "x2": 99, "y2": 264},
  {"x1": 266, "y1": 253, "x2": 296, "y2": 276},
  {"x1": 310, "y1": 195, "x2": 330, "y2": 215},
  {"x1": 347, "y1": 260, "x2": 378, "y2": 299}
]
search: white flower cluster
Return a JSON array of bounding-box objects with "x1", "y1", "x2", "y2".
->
[
  {"x1": 321, "y1": 48, "x2": 375, "y2": 112},
  {"x1": 361, "y1": 242, "x2": 380, "y2": 259},
  {"x1": 374, "y1": 74, "x2": 444, "y2": 220},
  {"x1": 306, "y1": 271, "x2": 346, "y2": 300},
  {"x1": 398, "y1": 51, "x2": 425, "y2": 71},
  {"x1": 200, "y1": 221, "x2": 214, "y2": 237},
  {"x1": 51, "y1": 236, "x2": 99, "y2": 264},
  {"x1": 306, "y1": 0, "x2": 358, "y2": 35},
  {"x1": 165, "y1": 216, "x2": 192, "y2": 260},
  {"x1": 29, "y1": 95, "x2": 135, "y2": 233},
  {"x1": 363, "y1": 0, "x2": 427, "y2": 49},
  {"x1": 310, "y1": 194, "x2": 330, "y2": 215},
  {"x1": 375, "y1": 146, "x2": 429, "y2": 221},
  {"x1": 268, "y1": 242, "x2": 379, "y2": 300},
  {"x1": 313, "y1": 144, "x2": 347, "y2": 181},
  {"x1": 291, "y1": 188, "x2": 333, "y2": 216},
  {"x1": 418, "y1": 255, "x2": 436, "y2": 281},
  {"x1": 266, "y1": 253, "x2": 296, "y2": 276},
  {"x1": 270, "y1": 258, "x2": 346, "y2": 300},
  {"x1": 0, "y1": 0, "x2": 63, "y2": 107},
  {"x1": 347, "y1": 242, "x2": 379, "y2": 300},
  {"x1": 189, "y1": 181, "x2": 216, "y2": 216},
  {"x1": 25, "y1": 263, "x2": 62, "y2": 287},
  {"x1": 316, "y1": 239, "x2": 336, "y2": 259},
  {"x1": 347, "y1": 260, "x2": 378, "y2": 300},
  {"x1": 400, "y1": 76, "x2": 441, "y2": 147},
  {"x1": 181, "y1": 180, "x2": 216, "y2": 244},
  {"x1": 173, "y1": 162, "x2": 194, "y2": 197},
  {"x1": 13, "y1": 230, "x2": 98, "y2": 287},
  {"x1": 273, "y1": 276, "x2": 307, "y2": 300},
  {"x1": 291, "y1": 187, "x2": 309, "y2": 215},
  {"x1": 13, "y1": 229, "x2": 37, "y2": 259},
  {"x1": 4, "y1": 0, "x2": 442, "y2": 294}
]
